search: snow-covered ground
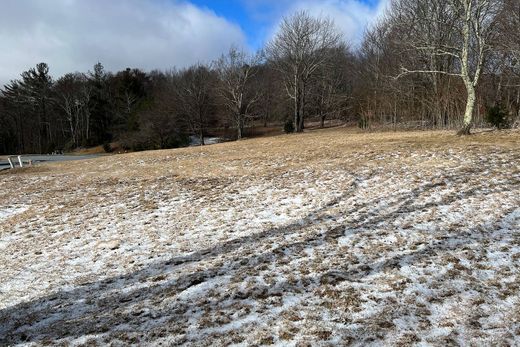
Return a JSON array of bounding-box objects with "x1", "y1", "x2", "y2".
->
[
  {"x1": 0, "y1": 129, "x2": 519, "y2": 346},
  {"x1": 189, "y1": 136, "x2": 223, "y2": 146}
]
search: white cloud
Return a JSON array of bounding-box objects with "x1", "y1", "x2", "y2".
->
[
  {"x1": 250, "y1": 0, "x2": 391, "y2": 47},
  {"x1": 0, "y1": 0, "x2": 246, "y2": 84}
]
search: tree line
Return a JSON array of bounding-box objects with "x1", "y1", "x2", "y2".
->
[{"x1": 1, "y1": 0, "x2": 518, "y2": 154}]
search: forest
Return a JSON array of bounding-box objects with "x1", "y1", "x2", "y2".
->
[{"x1": 1, "y1": 0, "x2": 518, "y2": 154}]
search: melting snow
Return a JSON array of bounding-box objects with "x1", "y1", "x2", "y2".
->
[{"x1": 1, "y1": 131, "x2": 520, "y2": 345}]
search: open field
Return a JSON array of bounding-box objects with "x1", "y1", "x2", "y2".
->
[{"x1": 1, "y1": 128, "x2": 520, "y2": 346}]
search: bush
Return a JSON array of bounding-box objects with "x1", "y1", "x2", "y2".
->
[
  {"x1": 103, "y1": 142, "x2": 113, "y2": 153},
  {"x1": 358, "y1": 115, "x2": 369, "y2": 129},
  {"x1": 119, "y1": 131, "x2": 191, "y2": 152},
  {"x1": 284, "y1": 119, "x2": 295, "y2": 134},
  {"x1": 130, "y1": 139, "x2": 153, "y2": 152},
  {"x1": 163, "y1": 134, "x2": 190, "y2": 149},
  {"x1": 46, "y1": 142, "x2": 58, "y2": 153},
  {"x1": 63, "y1": 140, "x2": 76, "y2": 152},
  {"x1": 486, "y1": 105, "x2": 509, "y2": 129},
  {"x1": 119, "y1": 135, "x2": 151, "y2": 152}
]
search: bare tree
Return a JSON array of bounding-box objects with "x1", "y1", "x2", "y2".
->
[
  {"x1": 266, "y1": 11, "x2": 342, "y2": 132},
  {"x1": 496, "y1": 0, "x2": 520, "y2": 61},
  {"x1": 215, "y1": 47, "x2": 262, "y2": 139},
  {"x1": 176, "y1": 64, "x2": 215, "y2": 146},
  {"x1": 393, "y1": 0, "x2": 503, "y2": 134},
  {"x1": 55, "y1": 73, "x2": 91, "y2": 147},
  {"x1": 493, "y1": 0, "x2": 520, "y2": 126},
  {"x1": 308, "y1": 45, "x2": 354, "y2": 128},
  {"x1": 139, "y1": 75, "x2": 182, "y2": 149}
]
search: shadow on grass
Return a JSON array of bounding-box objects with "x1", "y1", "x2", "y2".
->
[{"x1": 0, "y1": 166, "x2": 517, "y2": 345}]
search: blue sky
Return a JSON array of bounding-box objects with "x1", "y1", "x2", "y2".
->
[
  {"x1": 188, "y1": 0, "x2": 387, "y2": 49},
  {"x1": 0, "y1": 0, "x2": 388, "y2": 84},
  {"x1": 189, "y1": 0, "x2": 265, "y2": 48}
]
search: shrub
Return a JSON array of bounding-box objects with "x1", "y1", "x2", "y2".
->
[
  {"x1": 63, "y1": 140, "x2": 76, "y2": 152},
  {"x1": 358, "y1": 115, "x2": 369, "y2": 129},
  {"x1": 119, "y1": 135, "x2": 151, "y2": 152},
  {"x1": 45, "y1": 142, "x2": 58, "y2": 153},
  {"x1": 131, "y1": 139, "x2": 153, "y2": 152},
  {"x1": 103, "y1": 142, "x2": 113, "y2": 153},
  {"x1": 486, "y1": 105, "x2": 509, "y2": 129},
  {"x1": 160, "y1": 133, "x2": 190, "y2": 149},
  {"x1": 284, "y1": 119, "x2": 295, "y2": 133}
]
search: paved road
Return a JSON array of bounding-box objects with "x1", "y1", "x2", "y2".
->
[{"x1": 0, "y1": 154, "x2": 101, "y2": 170}]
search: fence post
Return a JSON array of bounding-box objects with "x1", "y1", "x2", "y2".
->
[
  {"x1": 7, "y1": 157, "x2": 14, "y2": 169},
  {"x1": 18, "y1": 156, "x2": 23, "y2": 168}
]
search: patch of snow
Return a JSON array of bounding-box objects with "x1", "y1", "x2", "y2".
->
[
  {"x1": 0, "y1": 205, "x2": 28, "y2": 220},
  {"x1": 189, "y1": 136, "x2": 223, "y2": 146}
]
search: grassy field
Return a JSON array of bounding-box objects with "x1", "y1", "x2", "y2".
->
[{"x1": 1, "y1": 128, "x2": 520, "y2": 346}]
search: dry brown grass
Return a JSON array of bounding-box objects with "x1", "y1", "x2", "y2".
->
[
  {"x1": 70, "y1": 145, "x2": 107, "y2": 155},
  {"x1": 1, "y1": 127, "x2": 520, "y2": 346},
  {"x1": 3, "y1": 127, "x2": 518, "y2": 182}
]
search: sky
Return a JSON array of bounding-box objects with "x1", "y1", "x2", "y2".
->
[{"x1": 0, "y1": 0, "x2": 389, "y2": 85}]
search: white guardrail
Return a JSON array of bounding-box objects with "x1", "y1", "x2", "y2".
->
[{"x1": 6, "y1": 156, "x2": 32, "y2": 169}]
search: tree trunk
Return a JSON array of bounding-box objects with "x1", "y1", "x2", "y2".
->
[
  {"x1": 199, "y1": 129, "x2": 205, "y2": 146},
  {"x1": 294, "y1": 95, "x2": 301, "y2": 132},
  {"x1": 38, "y1": 112, "x2": 42, "y2": 154},
  {"x1": 458, "y1": 83, "x2": 476, "y2": 135},
  {"x1": 69, "y1": 117, "x2": 76, "y2": 147},
  {"x1": 199, "y1": 109, "x2": 205, "y2": 146},
  {"x1": 299, "y1": 83, "x2": 306, "y2": 132},
  {"x1": 458, "y1": 1, "x2": 476, "y2": 136},
  {"x1": 237, "y1": 115, "x2": 243, "y2": 140},
  {"x1": 85, "y1": 112, "x2": 90, "y2": 142},
  {"x1": 298, "y1": 108, "x2": 305, "y2": 132},
  {"x1": 42, "y1": 98, "x2": 48, "y2": 153},
  {"x1": 293, "y1": 75, "x2": 300, "y2": 132}
]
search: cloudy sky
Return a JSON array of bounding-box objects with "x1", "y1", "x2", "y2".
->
[{"x1": 0, "y1": 0, "x2": 389, "y2": 85}]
